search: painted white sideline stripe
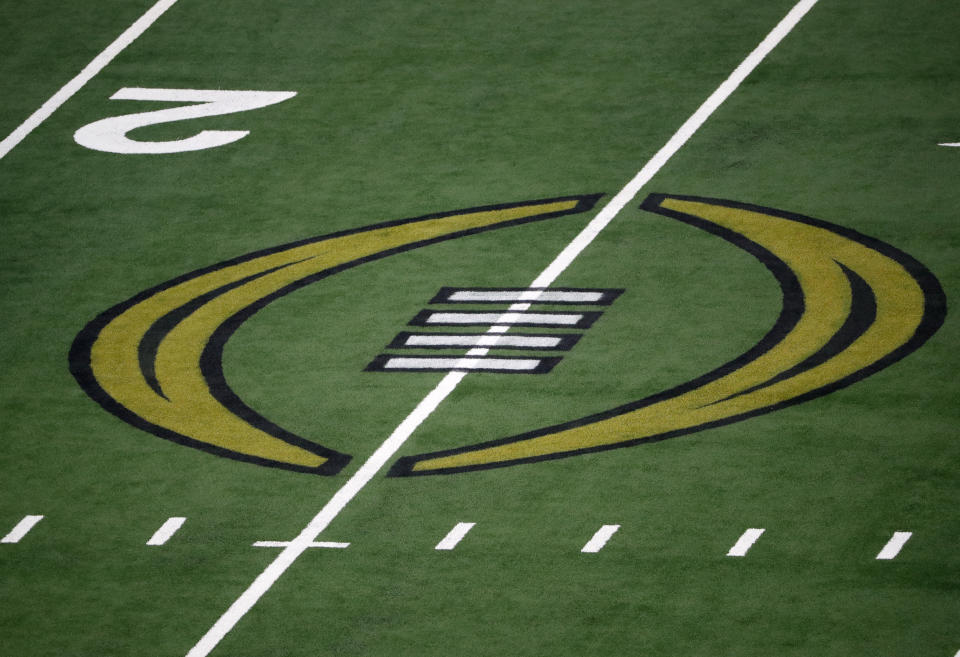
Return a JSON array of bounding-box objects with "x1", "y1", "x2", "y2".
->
[
  {"x1": 1, "y1": 515, "x2": 44, "y2": 544},
  {"x1": 727, "y1": 528, "x2": 765, "y2": 557},
  {"x1": 876, "y1": 531, "x2": 912, "y2": 560},
  {"x1": 185, "y1": 3, "x2": 819, "y2": 654},
  {"x1": 435, "y1": 523, "x2": 476, "y2": 551},
  {"x1": 383, "y1": 357, "x2": 543, "y2": 371},
  {"x1": 581, "y1": 524, "x2": 621, "y2": 553},
  {"x1": 146, "y1": 517, "x2": 187, "y2": 546},
  {"x1": 0, "y1": 0, "x2": 180, "y2": 161},
  {"x1": 938, "y1": 142, "x2": 960, "y2": 147}
]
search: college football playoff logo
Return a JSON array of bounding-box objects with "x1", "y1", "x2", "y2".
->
[{"x1": 69, "y1": 194, "x2": 945, "y2": 476}]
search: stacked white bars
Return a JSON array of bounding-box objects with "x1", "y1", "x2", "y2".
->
[{"x1": 366, "y1": 287, "x2": 622, "y2": 373}]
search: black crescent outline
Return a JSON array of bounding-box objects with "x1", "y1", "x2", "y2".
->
[
  {"x1": 388, "y1": 193, "x2": 946, "y2": 476},
  {"x1": 69, "y1": 194, "x2": 603, "y2": 476}
]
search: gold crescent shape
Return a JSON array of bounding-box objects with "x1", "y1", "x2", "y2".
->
[
  {"x1": 390, "y1": 194, "x2": 946, "y2": 476},
  {"x1": 69, "y1": 195, "x2": 601, "y2": 475}
]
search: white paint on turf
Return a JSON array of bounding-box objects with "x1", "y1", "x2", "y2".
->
[
  {"x1": 383, "y1": 357, "x2": 544, "y2": 371},
  {"x1": 727, "y1": 528, "x2": 765, "y2": 557},
  {"x1": 73, "y1": 88, "x2": 297, "y2": 154},
  {"x1": 185, "y1": 371, "x2": 467, "y2": 657},
  {"x1": 581, "y1": 525, "x2": 621, "y2": 553},
  {"x1": 435, "y1": 523, "x2": 476, "y2": 551},
  {"x1": 146, "y1": 517, "x2": 187, "y2": 546},
  {"x1": 0, "y1": 0, "x2": 180, "y2": 161},
  {"x1": 253, "y1": 541, "x2": 349, "y2": 549},
  {"x1": 875, "y1": 531, "x2": 912, "y2": 560},
  {"x1": 185, "y1": 1, "x2": 821, "y2": 654},
  {"x1": 402, "y1": 334, "x2": 563, "y2": 349},
  {"x1": 423, "y1": 311, "x2": 586, "y2": 326},
  {"x1": 1, "y1": 515, "x2": 44, "y2": 544},
  {"x1": 447, "y1": 290, "x2": 605, "y2": 303}
]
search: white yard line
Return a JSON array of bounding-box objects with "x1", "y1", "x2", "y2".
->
[
  {"x1": 1, "y1": 515, "x2": 44, "y2": 544},
  {"x1": 875, "y1": 531, "x2": 912, "y2": 560},
  {"x1": 185, "y1": 2, "x2": 819, "y2": 654},
  {"x1": 0, "y1": 0, "x2": 180, "y2": 161},
  {"x1": 581, "y1": 525, "x2": 621, "y2": 553},
  {"x1": 146, "y1": 517, "x2": 187, "y2": 546},
  {"x1": 434, "y1": 522, "x2": 477, "y2": 551},
  {"x1": 727, "y1": 528, "x2": 766, "y2": 557}
]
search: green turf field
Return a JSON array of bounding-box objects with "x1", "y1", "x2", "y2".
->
[{"x1": 1, "y1": 1, "x2": 958, "y2": 655}]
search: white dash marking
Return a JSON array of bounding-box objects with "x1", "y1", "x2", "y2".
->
[
  {"x1": 447, "y1": 290, "x2": 605, "y2": 303},
  {"x1": 253, "y1": 541, "x2": 349, "y2": 549},
  {"x1": 938, "y1": 142, "x2": 960, "y2": 147},
  {"x1": 146, "y1": 517, "x2": 187, "y2": 546},
  {"x1": 383, "y1": 357, "x2": 543, "y2": 371},
  {"x1": 876, "y1": 531, "x2": 912, "y2": 560},
  {"x1": 403, "y1": 334, "x2": 563, "y2": 349},
  {"x1": 0, "y1": 0, "x2": 180, "y2": 161},
  {"x1": 424, "y1": 312, "x2": 584, "y2": 326},
  {"x1": 581, "y1": 524, "x2": 621, "y2": 553},
  {"x1": 727, "y1": 528, "x2": 765, "y2": 557},
  {"x1": 435, "y1": 522, "x2": 476, "y2": 551},
  {"x1": 184, "y1": 3, "x2": 819, "y2": 654},
  {"x1": 1, "y1": 515, "x2": 44, "y2": 544}
]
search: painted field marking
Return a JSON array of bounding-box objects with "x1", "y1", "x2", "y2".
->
[
  {"x1": 73, "y1": 87, "x2": 297, "y2": 154},
  {"x1": 396, "y1": 333, "x2": 569, "y2": 350},
  {"x1": 450, "y1": 290, "x2": 604, "y2": 303},
  {"x1": 378, "y1": 356, "x2": 552, "y2": 372},
  {"x1": 1, "y1": 515, "x2": 44, "y2": 544},
  {"x1": 938, "y1": 142, "x2": 960, "y2": 147},
  {"x1": 146, "y1": 517, "x2": 186, "y2": 546},
  {"x1": 727, "y1": 528, "x2": 765, "y2": 557},
  {"x1": 436, "y1": 288, "x2": 618, "y2": 304},
  {"x1": 253, "y1": 541, "x2": 350, "y2": 549},
  {"x1": 435, "y1": 523, "x2": 476, "y2": 551},
  {"x1": 185, "y1": 2, "x2": 819, "y2": 654},
  {"x1": 581, "y1": 525, "x2": 621, "y2": 553},
  {"x1": 414, "y1": 311, "x2": 596, "y2": 327},
  {"x1": 0, "y1": 0, "x2": 179, "y2": 161},
  {"x1": 875, "y1": 531, "x2": 912, "y2": 560}
]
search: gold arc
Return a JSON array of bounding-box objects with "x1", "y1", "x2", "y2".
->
[
  {"x1": 72, "y1": 197, "x2": 590, "y2": 473},
  {"x1": 401, "y1": 195, "x2": 935, "y2": 474}
]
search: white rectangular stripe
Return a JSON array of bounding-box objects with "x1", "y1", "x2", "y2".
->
[
  {"x1": 425, "y1": 312, "x2": 583, "y2": 326},
  {"x1": 581, "y1": 524, "x2": 621, "y2": 553},
  {"x1": 383, "y1": 357, "x2": 542, "y2": 371},
  {"x1": 146, "y1": 517, "x2": 187, "y2": 546},
  {"x1": 1, "y1": 515, "x2": 44, "y2": 544},
  {"x1": 404, "y1": 334, "x2": 562, "y2": 349},
  {"x1": 447, "y1": 290, "x2": 605, "y2": 303},
  {"x1": 253, "y1": 540, "x2": 350, "y2": 549},
  {"x1": 875, "y1": 531, "x2": 912, "y2": 560},
  {"x1": 435, "y1": 522, "x2": 475, "y2": 550},
  {"x1": 727, "y1": 528, "x2": 765, "y2": 557}
]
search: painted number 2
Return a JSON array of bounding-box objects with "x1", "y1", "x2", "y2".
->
[{"x1": 73, "y1": 87, "x2": 296, "y2": 154}]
